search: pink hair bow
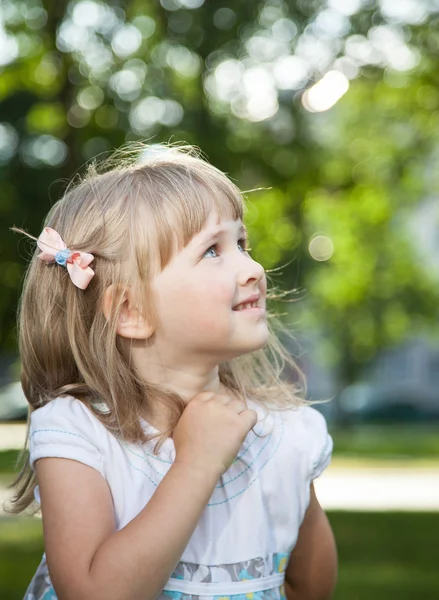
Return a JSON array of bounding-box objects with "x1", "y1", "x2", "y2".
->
[{"x1": 37, "y1": 227, "x2": 95, "y2": 290}]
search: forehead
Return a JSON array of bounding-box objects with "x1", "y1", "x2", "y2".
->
[
  {"x1": 189, "y1": 210, "x2": 245, "y2": 243},
  {"x1": 161, "y1": 189, "x2": 242, "y2": 259},
  {"x1": 202, "y1": 209, "x2": 240, "y2": 229}
]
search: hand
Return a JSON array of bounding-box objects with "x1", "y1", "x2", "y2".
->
[{"x1": 173, "y1": 392, "x2": 258, "y2": 478}]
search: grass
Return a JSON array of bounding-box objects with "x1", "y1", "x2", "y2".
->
[
  {"x1": 328, "y1": 511, "x2": 439, "y2": 600},
  {"x1": 330, "y1": 424, "x2": 439, "y2": 461},
  {"x1": 0, "y1": 517, "x2": 43, "y2": 600},
  {"x1": 0, "y1": 512, "x2": 438, "y2": 600}
]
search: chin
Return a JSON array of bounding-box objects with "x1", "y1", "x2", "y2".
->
[{"x1": 229, "y1": 337, "x2": 270, "y2": 360}]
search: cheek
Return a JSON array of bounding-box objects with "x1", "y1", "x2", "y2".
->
[
  {"x1": 197, "y1": 273, "x2": 235, "y2": 303},
  {"x1": 153, "y1": 263, "x2": 236, "y2": 325},
  {"x1": 166, "y1": 278, "x2": 234, "y2": 329},
  {"x1": 185, "y1": 279, "x2": 234, "y2": 320}
]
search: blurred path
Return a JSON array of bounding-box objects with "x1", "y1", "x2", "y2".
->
[
  {"x1": 314, "y1": 466, "x2": 439, "y2": 511},
  {"x1": 0, "y1": 423, "x2": 438, "y2": 513},
  {"x1": 0, "y1": 423, "x2": 27, "y2": 450}
]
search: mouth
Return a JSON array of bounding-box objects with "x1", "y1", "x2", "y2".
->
[
  {"x1": 232, "y1": 291, "x2": 266, "y2": 313},
  {"x1": 232, "y1": 300, "x2": 260, "y2": 311}
]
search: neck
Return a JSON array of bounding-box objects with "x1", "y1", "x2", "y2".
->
[{"x1": 122, "y1": 339, "x2": 228, "y2": 431}]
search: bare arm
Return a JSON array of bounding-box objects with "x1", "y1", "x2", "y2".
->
[
  {"x1": 37, "y1": 457, "x2": 218, "y2": 600},
  {"x1": 284, "y1": 484, "x2": 338, "y2": 600},
  {"x1": 36, "y1": 393, "x2": 257, "y2": 600}
]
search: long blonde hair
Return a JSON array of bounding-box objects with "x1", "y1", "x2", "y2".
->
[{"x1": 9, "y1": 143, "x2": 305, "y2": 513}]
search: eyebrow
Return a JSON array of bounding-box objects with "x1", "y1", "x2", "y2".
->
[{"x1": 195, "y1": 224, "x2": 247, "y2": 250}]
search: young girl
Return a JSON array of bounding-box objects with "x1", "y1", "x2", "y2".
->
[{"x1": 10, "y1": 144, "x2": 337, "y2": 600}]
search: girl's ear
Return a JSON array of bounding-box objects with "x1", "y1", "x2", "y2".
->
[{"x1": 102, "y1": 285, "x2": 154, "y2": 340}]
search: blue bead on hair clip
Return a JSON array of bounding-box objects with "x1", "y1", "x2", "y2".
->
[{"x1": 54, "y1": 248, "x2": 70, "y2": 267}]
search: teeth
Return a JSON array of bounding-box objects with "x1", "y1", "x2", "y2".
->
[{"x1": 236, "y1": 301, "x2": 258, "y2": 310}]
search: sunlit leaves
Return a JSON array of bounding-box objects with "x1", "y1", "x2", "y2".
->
[
  {"x1": 26, "y1": 102, "x2": 66, "y2": 135},
  {"x1": 299, "y1": 70, "x2": 439, "y2": 373},
  {"x1": 246, "y1": 189, "x2": 301, "y2": 268}
]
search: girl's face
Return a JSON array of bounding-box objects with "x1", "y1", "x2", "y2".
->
[{"x1": 149, "y1": 210, "x2": 268, "y2": 365}]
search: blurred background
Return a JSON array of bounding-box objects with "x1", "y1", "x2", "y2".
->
[{"x1": 0, "y1": 0, "x2": 438, "y2": 598}]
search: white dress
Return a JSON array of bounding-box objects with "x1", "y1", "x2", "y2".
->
[{"x1": 24, "y1": 396, "x2": 333, "y2": 600}]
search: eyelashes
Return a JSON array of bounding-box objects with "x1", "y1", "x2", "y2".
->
[
  {"x1": 238, "y1": 237, "x2": 250, "y2": 252},
  {"x1": 203, "y1": 237, "x2": 251, "y2": 258}
]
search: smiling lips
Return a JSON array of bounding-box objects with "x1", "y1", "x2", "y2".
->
[{"x1": 232, "y1": 293, "x2": 263, "y2": 311}]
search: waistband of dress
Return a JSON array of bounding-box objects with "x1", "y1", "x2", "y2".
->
[{"x1": 163, "y1": 573, "x2": 285, "y2": 595}]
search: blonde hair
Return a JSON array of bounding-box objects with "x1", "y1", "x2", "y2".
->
[{"x1": 8, "y1": 143, "x2": 305, "y2": 514}]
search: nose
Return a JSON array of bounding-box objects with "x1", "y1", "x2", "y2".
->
[{"x1": 237, "y1": 253, "x2": 265, "y2": 287}]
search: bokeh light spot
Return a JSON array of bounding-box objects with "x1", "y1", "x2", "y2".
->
[
  {"x1": 112, "y1": 25, "x2": 142, "y2": 58},
  {"x1": 21, "y1": 135, "x2": 68, "y2": 167},
  {"x1": 77, "y1": 85, "x2": 104, "y2": 110},
  {"x1": 213, "y1": 8, "x2": 236, "y2": 30},
  {"x1": 309, "y1": 234, "x2": 334, "y2": 261},
  {"x1": 0, "y1": 123, "x2": 19, "y2": 163},
  {"x1": 302, "y1": 70, "x2": 349, "y2": 112}
]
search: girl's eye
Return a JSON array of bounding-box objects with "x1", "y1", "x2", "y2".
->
[
  {"x1": 238, "y1": 237, "x2": 250, "y2": 253},
  {"x1": 203, "y1": 244, "x2": 219, "y2": 259},
  {"x1": 202, "y1": 238, "x2": 250, "y2": 259}
]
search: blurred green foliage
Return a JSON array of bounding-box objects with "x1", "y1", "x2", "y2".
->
[
  {"x1": 332, "y1": 425, "x2": 439, "y2": 460},
  {"x1": 1, "y1": 0, "x2": 439, "y2": 384},
  {"x1": 0, "y1": 450, "x2": 26, "y2": 476},
  {"x1": 0, "y1": 518, "x2": 43, "y2": 600},
  {"x1": 1, "y1": 512, "x2": 438, "y2": 600},
  {"x1": 329, "y1": 511, "x2": 439, "y2": 600}
]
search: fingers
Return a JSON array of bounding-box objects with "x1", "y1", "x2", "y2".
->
[
  {"x1": 240, "y1": 409, "x2": 258, "y2": 430},
  {"x1": 211, "y1": 396, "x2": 258, "y2": 428},
  {"x1": 227, "y1": 399, "x2": 248, "y2": 414},
  {"x1": 210, "y1": 395, "x2": 248, "y2": 415},
  {"x1": 191, "y1": 391, "x2": 258, "y2": 423}
]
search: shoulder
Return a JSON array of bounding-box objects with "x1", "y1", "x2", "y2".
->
[
  {"x1": 30, "y1": 395, "x2": 106, "y2": 441},
  {"x1": 32, "y1": 394, "x2": 94, "y2": 421},
  {"x1": 29, "y1": 396, "x2": 108, "y2": 477},
  {"x1": 288, "y1": 405, "x2": 333, "y2": 480},
  {"x1": 258, "y1": 403, "x2": 333, "y2": 481},
  {"x1": 291, "y1": 404, "x2": 330, "y2": 439}
]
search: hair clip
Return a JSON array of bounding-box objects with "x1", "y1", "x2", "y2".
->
[{"x1": 37, "y1": 227, "x2": 95, "y2": 290}]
